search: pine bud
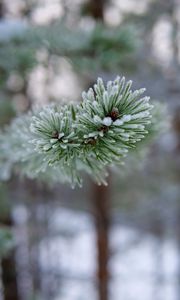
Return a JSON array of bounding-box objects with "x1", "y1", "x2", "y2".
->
[
  {"x1": 107, "y1": 107, "x2": 119, "y2": 121},
  {"x1": 51, "y1": 131, "x2": 59, "y2": 139}
]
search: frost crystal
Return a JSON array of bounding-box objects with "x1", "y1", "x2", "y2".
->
[{"x1": 102, "y1": 117, "x2": 112, "y2": 126}]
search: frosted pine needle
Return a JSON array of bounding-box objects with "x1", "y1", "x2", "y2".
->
[{"x1": 0, "y1": 76, "x2": 158, "y2": 187}]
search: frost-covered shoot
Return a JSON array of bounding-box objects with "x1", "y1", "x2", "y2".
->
[{"x1": 0, "y1": 76, "x2": 158, "y2": 187}]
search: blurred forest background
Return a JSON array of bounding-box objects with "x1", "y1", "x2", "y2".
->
[{"x1": 0, "y1": 0, "x2": 180, "y2": 300}]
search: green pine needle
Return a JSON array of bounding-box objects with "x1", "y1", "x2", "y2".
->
[{"x1": 0, "y1": 76, "x2": 163, "y2": 187}]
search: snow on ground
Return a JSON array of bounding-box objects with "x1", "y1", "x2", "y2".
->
[{"x1": 34, "y1": 207, "x2": 178, "y2": 300}]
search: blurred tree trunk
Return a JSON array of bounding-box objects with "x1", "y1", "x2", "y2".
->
[
  {"x1": 0, "y1": 0, "x2": 5, "y2": 19},
  {"x1": 176, "y1": 208, "x2": 180, "y2": 300},
  {"x1": 0, "y1": 2, "x2": 18, "y2": 294},
  {"x1": 87, "y1": 0, "x2": 105, "y2": 21},
  {"x1": 151, "y1": 218, "x2": 164, "y2": 300},
  {"x1": 167, "y1": 0, "x2": 180, "y2": 95},
  {"x1": 1, "y1": 254, "x2": 18, "y2": 300},
  {"x1": 87, "y1": 2, "x2": 111, "y2": 300},
  {"x1": 23, "y1": 180, "x2": 42, "y2": 297},
  {"x1": 173, "y1": 109, "x2": 180, "y2": 300},
  {"x1": 169, "y1": 0, "x2": 180, "y2": 75},
  {"x1": 1, "y1": 220, "x2": 18, "y2": 300},
  {"x1": 92, "y1": 181, "x2": 111, "y2": 300}
]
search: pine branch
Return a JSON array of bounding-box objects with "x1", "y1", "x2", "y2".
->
[
  {"x1": 0, "y1": 76, "x2": 164, "y2": 188},
  {"x1": 10, "y1": 23, "x2": 136, "y2": 73}
]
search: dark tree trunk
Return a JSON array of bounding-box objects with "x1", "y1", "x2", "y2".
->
[
  {"x1": 87, "y1": 0, "x2": 105, "y2": 21},
  {"x1": 0, "y1": 0, "x2": 5, "y2": 19},
  {"x1": 87, "y1": 2, "x2": 110, "y2": 299},
  {"x1": 176, "y1": 208, "x2": 180, "y2": 300},
  {"x1": 1, "y1": 252, "x2": 18, "y2": 300},
  {"x1": 92, "y1": 181, "x2": 111, "y2": 300},
  {"x1": 169, "y1": 0, "x2": 180, "y2": 71},
  {"x1": 151, "y1": 218, "x2": 164, "y2": 300},
  {"x1": 1, "y1": 219, "x2": 18, "y2": 300},
  {"x1": 173, "y1": 108, "x2": 180, "y2": 300}
]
